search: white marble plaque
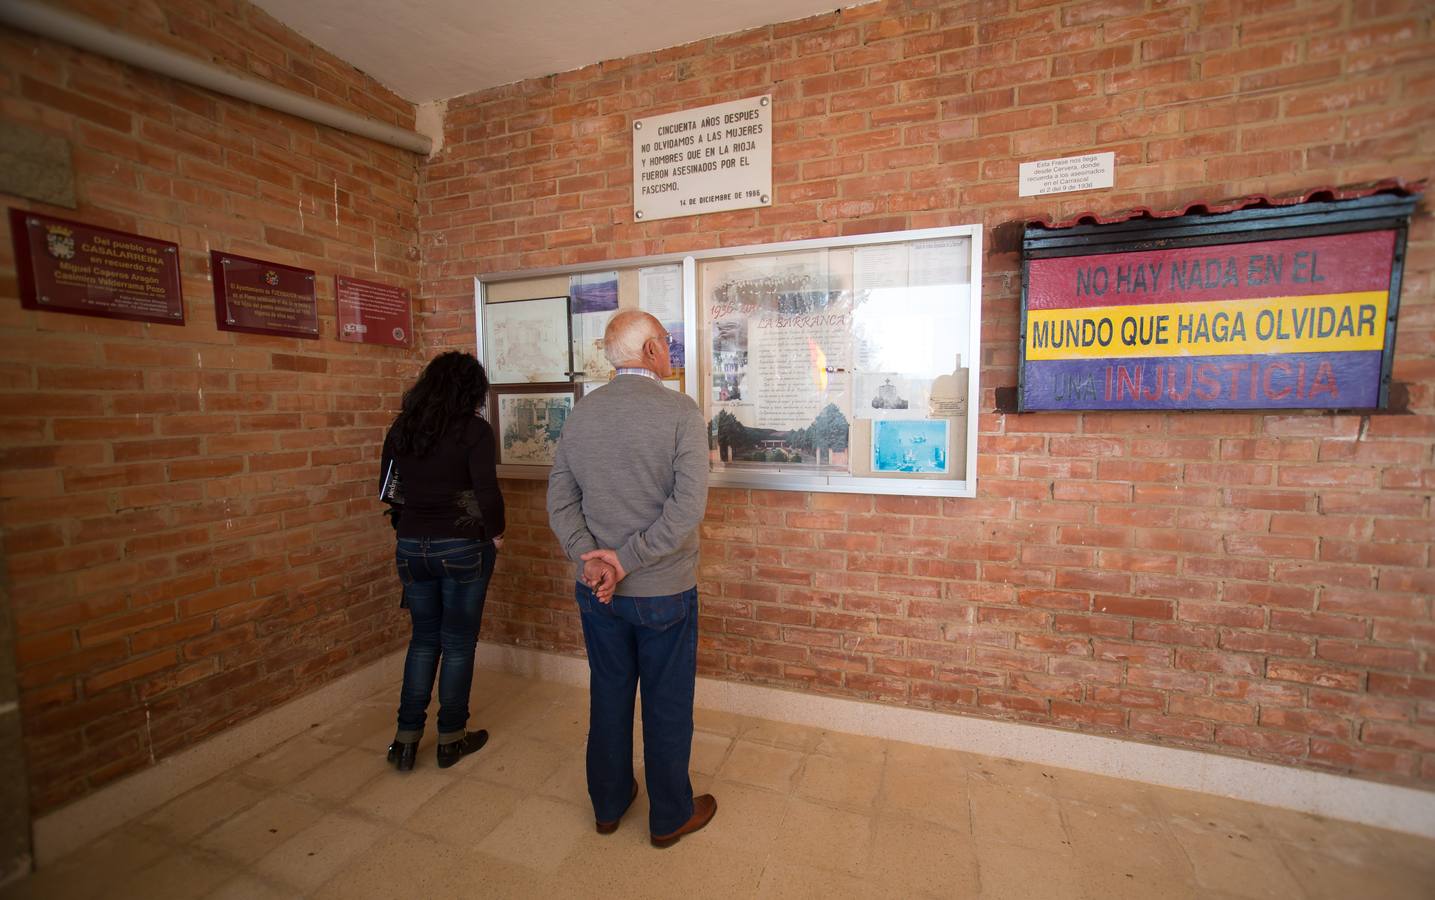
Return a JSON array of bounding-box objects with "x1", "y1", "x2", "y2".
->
[{"x1": 633, "y1": 95, "x2": 772, "y2": 222}]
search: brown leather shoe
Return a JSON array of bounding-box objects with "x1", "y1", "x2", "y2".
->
[
  {"x1": 650, "y1": 794, "x2": 717, "y2": 848},
  {"x1": 596, "y1": 779, "x2": 640, "y2": 834}
]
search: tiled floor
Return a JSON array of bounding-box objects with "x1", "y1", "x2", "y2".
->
[{"x1": 6, "y1": 669, "x2": 1434, "y2": 899}]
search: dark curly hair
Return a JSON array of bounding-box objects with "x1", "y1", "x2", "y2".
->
[{"x1": 389, "y1": 351, "x2": 489, "y2": 457}]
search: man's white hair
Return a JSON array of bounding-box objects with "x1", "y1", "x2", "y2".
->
[{"x1": 603, "y1": 309, "x2": 663, "y2": 366}]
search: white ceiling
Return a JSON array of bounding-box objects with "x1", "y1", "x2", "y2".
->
[{"x1": 251, "y1": 0, "x2": 855, "y2": 104}]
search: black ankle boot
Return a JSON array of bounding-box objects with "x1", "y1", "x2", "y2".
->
[
  {"x1": 435, "y1": 729, "x2": 488, "y2": 769},
  {"x1": 387, "y1": 739, "x2": 417, "y2": 771}
]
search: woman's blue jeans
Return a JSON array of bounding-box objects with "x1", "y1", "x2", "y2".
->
[
  {"x1": 394, "y1": 538, "x2": 496, "y2": 745},
  {"x1": 576, "y1": 582, "x2": 698, "y2": 836}
]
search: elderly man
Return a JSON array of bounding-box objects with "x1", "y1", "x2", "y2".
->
[{"x1": 546, "y1": 309, "x2": 716, "y2": 848}]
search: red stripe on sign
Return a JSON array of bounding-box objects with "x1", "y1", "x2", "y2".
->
[{"x1": 1027, "y1": 230, "x2": 1395, "y2": 311}]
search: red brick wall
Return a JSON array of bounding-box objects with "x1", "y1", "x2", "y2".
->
[
  {"x1": 0, "y1": 1, "x2": 421, "y2": 813},
  {"x1": 420, "y1": 0, "x2": 1435, "y2": 788}
]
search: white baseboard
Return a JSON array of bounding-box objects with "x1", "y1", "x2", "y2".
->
[
  {"x1": 32, "y1": 651, "x2": 404, "y2": 866},
  {"x1": 33, "y1": 641, "x2": 1435, "y2": 869},
  {"x1": 480, "y1": 642, "x2": 1435, "y2": 839}
]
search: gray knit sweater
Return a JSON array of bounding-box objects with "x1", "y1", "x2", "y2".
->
[{"x1": 546, "y1": 374, "x2": 709, "y2": 597}]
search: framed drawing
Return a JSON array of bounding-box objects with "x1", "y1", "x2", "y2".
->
[
  {"x1": 488, "y1": 382, "x2": 582, "y2": 467},
  {"x1": 483, "y1": 296, "x2": 571, "y2": 383}
]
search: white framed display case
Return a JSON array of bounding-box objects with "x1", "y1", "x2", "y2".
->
[{"x1": 474, "y1": 224, "x2": 982, "y2": 496}]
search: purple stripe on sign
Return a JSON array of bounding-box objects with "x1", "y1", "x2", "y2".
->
[{"x1": 1023, "y1": 351, "x2": 1383, "y2": 410}]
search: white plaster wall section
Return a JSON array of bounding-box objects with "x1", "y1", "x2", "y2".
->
[
  {"x1": 247, "y1": 0, "x2": 864, "y2": 102},
  {"x1": 415, "y1": 98, "x2": 446, "y2": 158}
]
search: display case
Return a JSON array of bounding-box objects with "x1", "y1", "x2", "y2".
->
[{"x1": 475, "y1": 225, "x2": 982, "y2": 496}]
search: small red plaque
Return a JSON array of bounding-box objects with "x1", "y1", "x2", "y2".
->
[
  {"x1": 211, "y1": 250, "x2": 318, "y2": 339},
  {"x1": 9, "y1": 208, "x2": 184, "y2": 325},
  {"x1": 336, "y1": 274, "x2": 412, "y2": 346}
]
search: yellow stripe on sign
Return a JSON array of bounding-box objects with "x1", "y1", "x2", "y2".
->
[{"x1": 1026, "y1": 292, "x2": 1388, "y2": 360}]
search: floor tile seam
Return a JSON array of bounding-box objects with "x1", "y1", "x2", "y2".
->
[
  {"x1": 712, "y1": 769, "x2": 797, "y2": 794},
  {"x1": 529, "y1": 786, "x2": 593, "y2": 811},
  {"x1": 871, "y1": 803, "x2": 978, "y2": 838},
  {"x1": 1042, "y1": 779, "x2": 1083, "y2": 854},
  {"x1": 1052, "y1": 801, "x2": 1197, "y2": 879},
  {"x1": 194, "y1": 821, "x2": 328, "y2": 869},
  {"x1": 869, "y1": 740, "x2": 894, "y2": 818},
  {"x1": 968, "y1": 839, "x2": 1033, "y2": 900},
  {"x1": 710, "y1": 774, "x2": 792, "y2": 801},
  {"x1": 1127, "y1": 794, "x2": 1205, "y2": 866},
  {"x1": 127, "y1": 840, "x2": 245, "y2": 886},
  {"x1": 216, "y1": 863, "x2": 312, "y2": 898},
  {"x1": 274, "y1": 782, "x2": 392, "y2": 817},
  {"x1": 1264, "y1": 838, "x2": 1328, "y2": 900},
  {"x1": 1165, "y1": 828, "x2": 1263, "y2": 898},
  {"x1": 391, "y1": 816, "x2": 502, "y2": 851},
  {"x1": 733, "y1": 736, "x2": 813, "y2": 753},
  {"x1": 461, "y1": 768, "x2": 557, "y2": 792},
  {"x1": 702, "y1": 729, "x2": 740, "y2": 775},
  {"x1": 791, "y1": 787, "x2": 881, "y2": 816},
  {"x1": 139, "y1": 831, "x2": 253, "y2": 869},
  {"x1": 154, "y1": 771, "x2": 278, "y2": 818},
  {"x1": 276, "y1": 787, "x2": 428, "y2": 838},
  {"x1": 235, "y1": 763, "x2": 329, "y2": 791},
  {"x1": 787, "y1": 747, "x2": 815, "y2": 795},
  {"x1": 253, "y1": 820, "x2": 393, "y2": 879},
  {"x1": 128, "y1": 819, "x2": 213, "y2": 854},
  {"x1": 1269, "y1": 833, "x2": 1379, "y2": 900}
]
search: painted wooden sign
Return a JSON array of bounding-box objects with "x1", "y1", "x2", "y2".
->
[{"x1": 1020, "y1": 230, "x2": 1397, "y2": 410}]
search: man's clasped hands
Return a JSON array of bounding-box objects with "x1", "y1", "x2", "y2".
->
[{"x1": 580, "y1": 549, "x2": 625, "y2": 603}]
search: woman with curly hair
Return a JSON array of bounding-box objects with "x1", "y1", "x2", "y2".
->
[{"x1": 380, "y1": 351, "x2": 504, "y2": 771}]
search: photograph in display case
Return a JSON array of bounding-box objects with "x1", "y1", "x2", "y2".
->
[
  {"x1": 872, "y1": 419, "x2": 949, "y2": 473},
  {"x1": 855, "y1": 372, "x2": 932, "y2": 418},
  {"x1": 702, "y1": 251, "x2": 853, "y2": 473},
  {"x1": 570, "y1": 271, "x2": 620, "y2": 382},
  {"x1": 639, "y1": 264, "x2": 686, "y2": 368},
  {"x1": 483, "y1": 296, "x2": 571, "y2": 384},
  {"x1": 488, "y1": 382, "x2": 582, "y2": 467}
]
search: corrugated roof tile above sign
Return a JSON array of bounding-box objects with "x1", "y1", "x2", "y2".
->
[{"x1": 1025, "y1": 177, "x2": 1427, "y2": 231}]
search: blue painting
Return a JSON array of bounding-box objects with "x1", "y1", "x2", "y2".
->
[
  {"x1": 570, "y1": 272, "x2": 619, "y2": 314},
  {"x1": 873, "y1": 419, "x2": 948, "y2": 473}
]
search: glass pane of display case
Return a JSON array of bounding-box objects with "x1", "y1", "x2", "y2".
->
[{"x1": 695, "y1": 228, "x2": 980, "y2": 495}]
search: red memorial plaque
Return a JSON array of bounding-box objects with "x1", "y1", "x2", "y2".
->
[
  {"x1": 8, "y1": 208, "x2": 184, "y2": 325},
  {"x1": 335, "y1": 274, "x2": 412, "y2": 346},
  {"x1": 211, "y1": 250, "x2": 319, "y2": 339}
]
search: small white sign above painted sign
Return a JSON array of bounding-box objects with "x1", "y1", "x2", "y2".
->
[
  {"x1": 1019, "y1": 151, "x2": 1115, "y2": 197},
  {"x1": 633, "y1": 95, "x2": 772, "y2": 222}
]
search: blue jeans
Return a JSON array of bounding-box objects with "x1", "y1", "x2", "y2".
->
[
  {"x1": 394, "y1": 538, "x2": 496, "y2": 744},
  {"x1": 576, "y1": 582, "x2": 698, "y2": 835}
]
